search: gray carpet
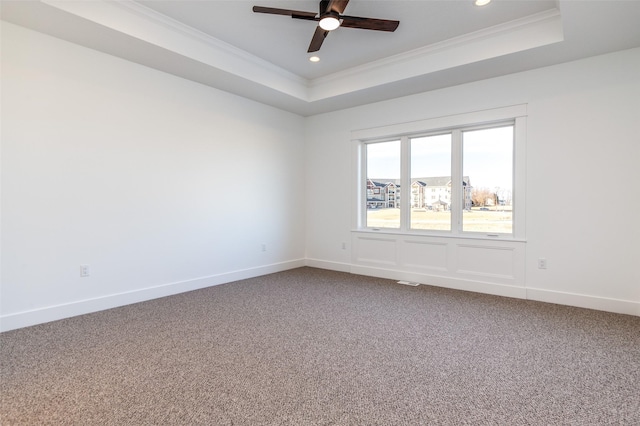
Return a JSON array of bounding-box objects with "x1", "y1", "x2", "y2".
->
[{"x1": 1, "y1": 267, "x2": 639, "y2": 425}]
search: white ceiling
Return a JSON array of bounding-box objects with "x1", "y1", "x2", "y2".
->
[
  {"x1": 135, "y1": 0, "x2": 558, "y2": 80},
  {"x1": 3, "y1": 1, "x2": 640, "y2": 116}
]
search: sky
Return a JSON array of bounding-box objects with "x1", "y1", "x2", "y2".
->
[{"x1": 367, "y1": 126, "x2": 513, "y2": 191}]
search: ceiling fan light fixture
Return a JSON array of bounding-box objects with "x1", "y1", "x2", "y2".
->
[
  {"x1": 309, "y1": 56, "x2": 320, "y2": 62},
  {"x1": 475, "y1": 0, "x2": 491, "y2": 6},
  {"x1": 319, "y1": 15, "x2": 340, "y2": 31}
]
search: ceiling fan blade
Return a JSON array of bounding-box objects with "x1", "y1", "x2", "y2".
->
[
  {"x1": 292, "y1": 14, "x2": 320, "y2": 22},
  {"x1": 308, "y1": 26, "x2": 330, "y2": 52},
  {"x1": 326, "y1": 0, "x2": 349, "y2": 15},
  {"x1": 255, "y1": 1, "x2": 400, "y2": 53},
  {"x1": 340, "y1": 15, "x2": 400, "y2": 32},
  {"x1": 252, "y1": 6, "x2": 317, "y2": 18}
]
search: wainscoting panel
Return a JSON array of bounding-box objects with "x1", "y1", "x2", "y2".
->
[
  {"x1": 457, "y1": 244, "x2": 516, "y2": 280},
  {"x1": 351, "y1": 231, "x2": 526, "y2": 297},
  {"x1": 399, "y1": 239, "x2": 448, "y2": 273},
  {"x1": 353, "y1": 235, "x2": 397, "y2": 266}
]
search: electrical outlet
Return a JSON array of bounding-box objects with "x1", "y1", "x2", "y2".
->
[
  {"x1": 538, "y1": 258, "x2": 547, "y2": 269},
  {"x1": 80, "y1": 264, "x2": 90, "y2": 277},
  {"x1": 261, "y1": 244, "x2": 267, "y2": 252},
  {"x1": 341, "y1": 242, "x2": 346, "y2": 250}
]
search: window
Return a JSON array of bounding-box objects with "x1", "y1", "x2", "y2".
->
[
  {"x1": 355, "y1": 105, "x2": 526, "y2": 239},
  {"x1": 462, "y1": 126, "x2": 513, "y2": 233},
  {"x1": 410, "y1": 133, "x2": 452, "y2": 231},
  {"x1": 366, "y1": 140, "x2": 400, "y2": 228}
]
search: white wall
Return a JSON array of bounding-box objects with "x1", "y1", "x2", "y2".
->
[
  {"x1": 1, "y1": 22, "x2": 306, "y2": 331},
  {"x1": 2, "y1": 22, "x2": 639, "y2": 332},
  {"x1": 305, "y1": 48, "x2": 640, "y2": 316}
]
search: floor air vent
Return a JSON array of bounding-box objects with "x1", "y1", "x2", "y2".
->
[{"x1": 397, "y1": 280, "x2": 420, "y2": 287}]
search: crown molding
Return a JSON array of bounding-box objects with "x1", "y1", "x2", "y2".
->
[
  {"x1": 37, "y1": 1, "x2": 563, "y2": 106},
  {"x1": 307, "y1": 8, "x2": 563, "y2": 101},
  {"x1": 6, "y1": 0, "x2": 567, "y2": 113},
  {"x1": 41, "y1": 0, "x2": 310, "y2": 100}
]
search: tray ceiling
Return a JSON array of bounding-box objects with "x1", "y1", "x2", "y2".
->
[{"x1": 2, "y1": 1, "x2": 640, "y2": 115}]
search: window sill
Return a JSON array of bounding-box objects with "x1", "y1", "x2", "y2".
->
[{"x1": 352, "y1": 228, "x2": 526, "y2": 243}]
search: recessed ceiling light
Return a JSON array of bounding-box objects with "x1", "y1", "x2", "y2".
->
[
  {"x1": 309, "y1": 56, "x2": 320, "y2": 62},
  {"x1": 475, "y1": 0, "x2": 491, "y2": 6}
]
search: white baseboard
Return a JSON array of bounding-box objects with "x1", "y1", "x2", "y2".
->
[
  {"x1": 3, "y1": 258, "x2": 637, "y2": 332},
  {"x1": 308, "y1": 261, "x2": 639, "y2": 317},
  {"x1": 0, "y1": 259, "x2": 305, "y2": 332},
  {"x1": 304, "y1": 258, "x2": 352, "y2": 273},
  {"x1": 526, "y1": 288, "x2": 640, "y2": 317},
  {"x1": 348, "y1": 264, "x2": 528, "y2": 299}
]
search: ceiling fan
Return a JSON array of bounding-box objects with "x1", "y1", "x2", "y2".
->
[{"x1": 252, "y1": 0, "x2": 400, "y2": 53}]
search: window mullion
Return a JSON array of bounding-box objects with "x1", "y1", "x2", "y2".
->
[
  {"x1": 358, "y1": 140, "x2": 367, "y2": 229},
  {"x1": 400, "y1": 136, "x2": 411, "y2": 232},
  {"x1": 450, "y1": 130, "x2": 463, "y2": 235}
]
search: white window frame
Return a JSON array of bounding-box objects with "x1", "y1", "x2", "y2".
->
[{"x1": 352, "y1": 105, "x2": 527, "y2": 241}]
